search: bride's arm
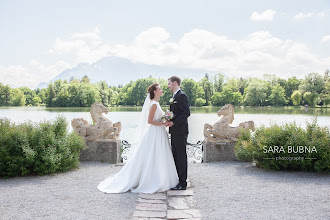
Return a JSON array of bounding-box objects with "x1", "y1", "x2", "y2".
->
[{"x1": 148, "y1": 104, "x2": 166, "y2": 126}]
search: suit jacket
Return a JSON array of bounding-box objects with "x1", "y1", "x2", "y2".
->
[{"x1": 169, "y1": 90, "x2": 190, "y2": 135}]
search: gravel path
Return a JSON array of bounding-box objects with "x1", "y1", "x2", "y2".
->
[
  {"x1": 0, "y1": 162, "x2": 137, "y2": 220},
  {"x1": 189, "y1": 162, "x2": 330, "y2": 220},
  {"x1": 1, "y1": 161, "x2": 329, "y2": 220}
]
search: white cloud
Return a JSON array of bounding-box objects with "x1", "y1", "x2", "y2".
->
[
  {"x1": 317, "y1": 11, "x2": 326, "y2": 17},
  {"x1": 250, "y1": 9, "x2": 276, "y2": 21},
  {"x1": 112, "y1": 28, "x2": 330, "y2": 79},
  {"x1": 0, "y1": 60, "x2": 71, "y2": 89},
  {"x1": 2, "y1": 27, "x2": 329, "y2": 89},
  {"x1": 321, "y1": 35, "x2": 330, "y2": 43},
  {"x1": 51, "y1": 28, "x2": 112, "y2": 64},
  {"x1": 294, "y1": 12, "x2": 313, "y2": 20},
  {"x1": 0, "y1": 65, "x2": 35, "y2": 88}
]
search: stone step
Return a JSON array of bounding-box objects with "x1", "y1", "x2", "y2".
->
[
  {"x1": 132, "y1": 178, "x2": 201, "y2": 219},
  {"x1": 167, "y1": 189, "x2": 194, "y2": 196}
]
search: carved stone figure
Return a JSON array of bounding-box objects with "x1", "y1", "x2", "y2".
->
[
  {"x1": 72, "y1": 102, "x2": 121, "y2": 141},
  {"x1": 204, "y1": 104, "x2": 254, "y2": 143}
]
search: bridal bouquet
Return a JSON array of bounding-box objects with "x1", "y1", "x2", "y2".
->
[{"x1": 161, "y1": 110, "x2": 174, "y2": 122}]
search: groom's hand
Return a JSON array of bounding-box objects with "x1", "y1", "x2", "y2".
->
[{"x1": 167, "y1": 121, "x2": 174, "y2": 127}]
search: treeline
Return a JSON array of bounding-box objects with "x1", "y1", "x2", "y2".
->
[{"x1": 0, "y1": 71, "x2": 329, "y2": 107}]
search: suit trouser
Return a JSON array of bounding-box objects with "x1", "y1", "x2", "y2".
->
[{"x1": 171, "y1": 134, "x2": 188, "y2": 186}]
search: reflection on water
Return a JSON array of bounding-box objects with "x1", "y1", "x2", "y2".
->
[
  {"x1": 190, "y1": 106, "x2": 330, "y2": 116},
  {"x1": 1, "y1": 106, "x2": 329, "y2": 145},
  {"x1": 1, "y1": 106, "x2": 329, "y2": 115}
]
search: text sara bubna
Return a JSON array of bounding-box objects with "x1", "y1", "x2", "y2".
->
[{"x1": 263, "y1": 146, "x2": 317, "y2": 154}]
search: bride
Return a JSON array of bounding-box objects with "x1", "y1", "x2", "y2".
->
[{"x1": 97, "y1": 83, "x2": 179, "y2": 194}]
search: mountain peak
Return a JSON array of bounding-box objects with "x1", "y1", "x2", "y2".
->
[{"x1": 42, "y1": 56, "x2": 216, "y2": 88}]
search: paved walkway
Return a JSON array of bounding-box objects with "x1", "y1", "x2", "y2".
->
[
  {"x1": 133, "y1": 179, "x2": 201, "y2": 219},
  {"x1": 0, "y1": 162, "x2": 329, "y2": 220}
]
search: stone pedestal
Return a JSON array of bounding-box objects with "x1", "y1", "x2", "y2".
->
[
  {"x1": 80, "y1": 139, "x2": 121, "y2": 163},
  {"x1": 202, "y1": 141, "x2": 237, "y2": 162}
]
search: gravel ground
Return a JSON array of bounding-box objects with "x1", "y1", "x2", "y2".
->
[
  {"x1": 1, "y1": 161, "x2": 329, "y2": 220},
  {"x1": 0, "y1": 162, "x2": 137, "y2": 220},
  {"x1": 189, "y1": 162, "x2": 330, "y2": 220}
]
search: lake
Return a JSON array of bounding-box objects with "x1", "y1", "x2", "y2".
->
[{"x1": 0, "y1": 106, "x2": 329, "y2": 145}]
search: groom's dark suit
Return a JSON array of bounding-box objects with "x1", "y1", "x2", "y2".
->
[{"x1": 169, "y1": 90, "x2": 190, "y2": 187}]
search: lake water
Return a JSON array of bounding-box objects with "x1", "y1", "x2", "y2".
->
[{"x1": 1, "y1": 106, "x2": 329, "y2": 145}]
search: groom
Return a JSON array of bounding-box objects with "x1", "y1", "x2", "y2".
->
[{"x1": 167, "y1": 76, "x2": 190, "y2": 190}]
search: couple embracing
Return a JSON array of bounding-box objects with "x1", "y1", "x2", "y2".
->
[{"x1": 97, "y1": 76, "x2": 190, "y2": 194}]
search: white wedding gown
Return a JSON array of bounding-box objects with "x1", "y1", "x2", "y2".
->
[{"x1": 97, "y1": 101, "x2": 179, "y2": 194}]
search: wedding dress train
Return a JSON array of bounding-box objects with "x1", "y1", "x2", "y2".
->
[{"x1": 97, "y1": 101, "x2": 178, "y2": 194}]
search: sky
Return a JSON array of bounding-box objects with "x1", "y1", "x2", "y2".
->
[{"x1": 0, "y1": 0, "x2": 330, "y2": 89}]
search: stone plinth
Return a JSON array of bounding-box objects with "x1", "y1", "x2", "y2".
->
[
  {"x1": 80, "y1": 139, "x2": 121, "y2": 163},
  {"x1": 202, "y1": 141, "x2": 237, "y2": 162}
]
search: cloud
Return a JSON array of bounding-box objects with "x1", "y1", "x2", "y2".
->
[
  {"x1": 0, "y1": 65, "x2": 35, "y2": 88},
  {"x1": 2, "y1": 27, "x2": 329, "y2": 89},
  {"x1": 321, "y1": 35, "x2": 330, "y2": 43},
  {"x1": 317, "y1": 11, "x2": 326, "y2": 17},
  {"x1": 250, "y1": 9, "x2": 276, "y2": 21},
  {"x1": 112, "y1": 28, "x2": 330, "y2": 79},
  {"x1": 294, "y1": 12, "x2": 313, "y2": 20},
  {"x1": 0, "y1": 60, "x2": 71, "y2": 89},
  {"x1": 51, "y1": 27, "x2": 112, "y2": 64}
]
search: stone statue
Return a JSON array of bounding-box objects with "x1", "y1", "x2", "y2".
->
[
  {"x1": 204, "y1": 104, "x2": 254, "y2": 143},
  {"x1": 72, "y1": 102, "x2": 121, "y2": 141}
]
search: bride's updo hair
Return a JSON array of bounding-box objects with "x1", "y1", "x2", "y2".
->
[{"x1": 147, "y1": 83, "x2": 159, "y2": 99}]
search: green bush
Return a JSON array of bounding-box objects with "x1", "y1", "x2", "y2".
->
[
  {"x1": 0, "y1": 115, "x2": 86, "y2": 177},
  {"x1": 195, "y1": 98, "x2": 206, "y2": 107},
  {"x1": 235, "y1": 119, "x2": 330, "y2": 172}
]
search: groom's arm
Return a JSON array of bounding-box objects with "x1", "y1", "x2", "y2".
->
[{"x1": 171, "y1": 93, "x2": 190, "y2": 127}]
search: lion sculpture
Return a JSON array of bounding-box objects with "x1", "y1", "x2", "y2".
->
[
  {"x1": 204, "y1": 104, "x2": 254, "y2": 143},
  {"x1": 71, "y1": 102, "x2": 121, "y2": 141}
]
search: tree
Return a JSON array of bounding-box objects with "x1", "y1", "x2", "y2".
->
[
  {"x1": 199, "y1": 74, "x2": 213, "y2": 105},
  {"x1": 53, "y1": 90, "x2": 70, "y2": 107},
  {"x1": 219, "y1": 84, "x2": 234, "y2": 105},
  {"x1": 159, "y1": 79, "x2": 172, "y2": 106},
  {"x1": 81, "y1": 75, "x2": 91, "y2": 84},
  {"x1": 128, "y1": 77, "x2": 156, "y2": 105},
  {"x1": 79, "y1": 83, "x2": 101, "y2": 107},
  {"x1": 243, "y1": 79, "x2": 267, "y2": 106},
  {"x1": 46, "y1": 83, "x2": 56, "y2": 107},
  {"x1": 195, "y1": 98, "x2": 206, "y2": 107},
  {"x1": 238, "y1": 77, "x2": 249, "y2": 95},
  {"x1": 109, "y1": 89, "x2": 119, "y2": 106},
  {"x1": 291, "y1": 91, "x2": 302, "y2": 106},
  {"x1": 299, "y1": 73, "x2": 325, "y2": 94},
  {"x1": 0, "y1": 83, "x2": 11, "y2": 106},
  {"x1": 18, "y1": 87, "x2": 36, "y2": 106},
  {"x1": 232, "y1": 92, "x2": 243, "y2": 106},
  {"x1": 32, "y1": 96, "x2": 42, "y2": 106},
  {"x1": 303, "y1": 92, "x2": 318, "y2": 106},
  {"x1": 9, "y1": 88, "x2": 25, "y2": 106},
  {"x1": 181, "y1": 79, "x2": 204, "y2": 106},
  {"x1": 37, "y1": 89, "x2": 48, "y2": 104},
  {"x1": 98, "y1": 81, "x2": 110, "y2": 107},
  {"x1": 269, "y1": 84, "x2": 287, "y2": 106},
  {"x1": 213, "y1": 73, "x2": 225, "y2": 93},
  {"x1": 286, "y1": 77, "x2": 301, "y2": 104},
  {"x1": 211, "y1": 92, "x2": 222, "y2": 106},
  {"x1": 321, "y1": 70, "x2": 330, "y2": 106}
]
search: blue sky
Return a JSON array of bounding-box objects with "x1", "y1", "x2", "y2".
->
[{"x1": 1, "y1": 0, "x2": 329, "y2": 88}]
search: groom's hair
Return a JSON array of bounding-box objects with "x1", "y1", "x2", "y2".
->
[{"x1": 168, "y1": 76, "x2": 181, "y2": 86}]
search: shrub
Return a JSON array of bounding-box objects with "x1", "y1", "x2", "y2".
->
[
  {"x1": 0, "y1": 115, "x2": 86, "y2": 177},
  {"x1": 235, "y1": 119, "x2": 330, "y2": 172},
  {"x1": 195, "y1": 98, "x2": 206, "y2": 107}
]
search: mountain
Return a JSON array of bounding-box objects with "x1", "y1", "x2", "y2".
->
[
  {"x1": 36, "y1": 82, "x2": 48, "y2": 89},
  {"x1": 37, "y1": 56, "x2": 218, "y2": 89}
]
